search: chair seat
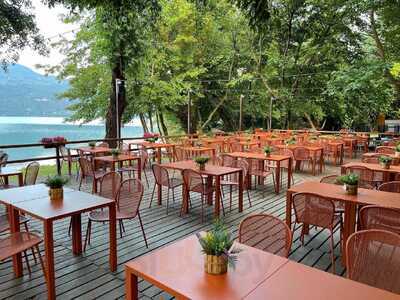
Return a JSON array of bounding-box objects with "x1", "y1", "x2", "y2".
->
[
  {"x1": 0, "y1": 232, "x2": 42, "y2": 260},
  {"x1": 88, "y1": 210, "x2": 135, "y2": 222},
  {"x1": 161, "y1": 178, "x2": 183, "y2": 188},
  {"x1": 94, "y1": 170, "x2": 106, "y2": 179},
  {"x1": 190, "y1": 183, "x2": 215, "y2": 195},
  {"x1": 0, "y1": 214, "x2": 30, "y2": 232}
]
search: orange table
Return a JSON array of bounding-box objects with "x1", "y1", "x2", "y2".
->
[
  {"x1": 0, "y1": 167, "x2": 23, "y2": 187},
  {"x1": 341, "y1": 161, "x2": 400, "y2": 182},
  {"x1": 94, "y1": 154, "x2": 141, "y2": 178},
  {"x1": 362, "y1": 153, "x2": 399, "y2": 165},
  {"x1": 78, "y1": 146, "x2": 111, "y2": 155},
  {"x1": 245, "y1": 260, "x2": 399, "y2": 300},
  {"x1": 327, "y1": 141, "x2": 344, "y2": 165},
  {"x1": 237, "y1": 141, "x2": 259, "y2": 151},
  {"x1": 286, "y1": 181, "x2": 400, "y2": 264},
  {"x1": 181, "y1": 146, "x2": 216, "y2": 159},
  {"x1": 228, "y1": 152, "x2": 292, "y2": 194},
  {"x1": 141, "y1": 142, "x2": 176, "y2": 164},
  {"x1": 0, "y1": 184, "x2": 117, "y2": 300},
  {"x1": 160, "y1": 160, "x2": 242, "y2": 216},
  {"x1": 125, "y1": 234, "x2": 289, "y2": 300}
]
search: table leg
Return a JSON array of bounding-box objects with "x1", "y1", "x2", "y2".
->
[
  {"x1": 18, "y1": 174, "x2": 23, "y2": 186},
  {"x1": 287, "y1": 158, "x2": 293, "y2": 189},
  {"x1": 257, "y1": 160, "x2": 264, "y2": 185},
  {"x1": 71, "y1": 214, "x2": 82, "y2": 255},
  {"x1": 182, "y1": 178, "x2": 189, "y2": 214},
  {"x1": 285, "y1": 191, "x2": 293, "y2": 228},
  {"x1": 4, "y1": 175, "x2": 9, "y2": 186},
  {"x1": 125, "y1": 269, "x2": 138, "y2": 300},
  {"x1": 109, "y1": 203, "x2": 117, "y2": 272},
  {"x1": 137, "y1": 157, "x2": 142, "y2": 181},
  {"x1": 44, "y1": 220, "x2": 56, "y2": 300},
  {"x1": 340, "y1": 166, "x2": 346, "y2": 175},
  {"x1": 157, "y1": 148, "x2": 162, "y2": 164},
  {"x1": 206, "y1": 176, "x2": 213, "y2": 205},
  {"x1": 214, "y1": 176, "x2": 221, "y2": 217},
  {"x1": 238, "y1": 170, "x2": 243, "y2": 213},
  {"x1": 9, "y1": 206, "x2": 23, "y2": 277},
  {"x1": 342, "y1": 202, "x2": 357, "y2": 265},
  {"x1": 275, "y1": 160, "x2": 281, "y2": 194}
]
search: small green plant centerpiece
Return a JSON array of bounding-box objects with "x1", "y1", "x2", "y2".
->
[
  {"x1": 110, "y1": 148, "x2": 121, "y2": 158},
  {"x1": 88, "y1": 141, "x2": 96, "y2": 149},
  {"x1": 337, "y1": 174, "x2": 359, "y2": 195},
  {"x1": 263, "y1": 146, "x2": 272, "y2": 157},
  {"x1": 194, "y1": 156, "x2": 209, "y2": 171},
  {"x1": 379, "y1": 156, "x2": 393, "y2": 169},
  {"x1": 395, "y1": 144, "x2": 400, "y2": 158},
  {"x1": 196, "y1": 219, "x2": 241, "y2": 275},
  {"x1": 285, "y1": 137, "x2": 296, "y2": 146},
  {"x1": 45, "y1": 175, "x2": 68, "y2": 201}
]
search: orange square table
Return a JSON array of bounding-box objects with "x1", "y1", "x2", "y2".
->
[
  {"x1": 125, "y1": 235, "x2": 289, "y2": 300},
  {"x1": 0, "y1": 184, "x2": 117, "y2": 300},
  {"x1": 141, "y1": 142, "x2": 176, "y2": 164},
  {"x1": 341, "y1": 161, "x2": 400, "y2": 182},
  {"x1": 0, "y1": 166, "x2": 23, "y2": 187}
]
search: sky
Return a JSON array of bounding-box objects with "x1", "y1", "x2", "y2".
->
[{"x1": 18, "y1": 0, "x2": 76, "y2": 74}]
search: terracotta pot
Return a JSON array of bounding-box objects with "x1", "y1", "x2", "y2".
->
[
  {"x1": 204, "y1": 255, "x2": 228, "y2": 275},
  {"x1": 112, "y1": 154, "x2": 119, "y2": 159},
  {"x1": 198, "y1": 164, "x2": 206, "y2": 171},
  {"x1": 264, "y1": 152, "x2": 271, "y2": 157},
  {"x1": 345, "y1": 184, "x2": 358, "y2": 195},
  {"x1": 49, "y1": 188, "x2": 63, "y2": 201}
]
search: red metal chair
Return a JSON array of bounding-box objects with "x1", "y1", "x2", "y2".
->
[
  {"x1": 346, "y1": 229, "x2": 400, "y2": 294},
  {"x1": 24, "y1": 161, "x2": 40, "y2": 186},
  {"x1": 0, "y1": 232, "x2": 45, "y2": 277},
  {"x1": 346, "y1": 165, "x2": 382, "y2": 188},
  {"x1": 359, "y1": 205, "x2": 400, "y2": 235},
  {"x1": 293, "y1": 147, "x2": 312, "y2": 172},
  {"x1": 174, "y1": 146, "x2": 187, "y2": 161},
  {"x1": 60, "y1": 145, "x2": 79, "y2": 177},
  {"x1": 78, "y1": 157, "x2": 106, "y2": 193},
  {"x1": 376, "y1": 146, "x2": 395, "y2": 155},
  {"x1": 292, "y1": 192, "x2": 342, "y2": 273},
  {"x1": 221, "y1": 159, "x2": 251, "y2": 211},
  {"x1": 247, "y1": 158, "x2": 276, "y2": 190},
  {"x1": 182, "y1": 169, "x2": 218, "y2": 222},
  {"x1": 84, "y1": 178, "x2": 148, "y2": 250},
  {"x1": 118, "y1": 149, "x2": 149, "y2": 186},
  {"x1": 378, "y1": 181, "x2": 400, "y2": 193},
  {"x1": 238, "y1": 214, "x2": 292, "y2": 257},
  {"x1": 276, "y1": 148, "x2": 295, "y2": 185},
  {"x1": 150, "y1": 164, "x2": 183, "y2": 214}
]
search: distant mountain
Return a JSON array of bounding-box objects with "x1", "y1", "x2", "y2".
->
[{"x1": 0, "y1": 64, "x2": 70, "y2": 117}]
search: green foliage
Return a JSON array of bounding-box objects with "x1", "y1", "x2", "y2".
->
[
  {"x1": 110, "y1": 148, "x2": 121, "y2": 156},
  {"x1": 337, "y1": 174, "x2": 359, "y2": 186},
  {"x1": 378, "y1": 156, "x2": 393, "y2": 164},
  {"x1": 395, "y1": 144, "x2": 400, "y2": 152},
  {"x1": 88, "y1": 141, "x2": 96, "y2": 147},
  {"x1": 196, "y1": 219, "x2": 241, "y2": 267},
  {"x1": 194, "y1": 156, "x2": 209, "y2": 165},
  {"x1": 263, "y1": 146, "x2": 272, "y2": 154},
  {"x1": 44, "y1": 175, "x2": 69, "y2": 189}
]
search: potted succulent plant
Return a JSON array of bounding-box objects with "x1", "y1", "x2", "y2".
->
[
  {"x1": 45, "y1": 175, "x2": 68, "y2": 201},
  {"x1": 395, "y1": 144, "x2": 400, "y2": 158},
  {"x1": 263, "y1": 146, "x2": 272, "y2": 157},
  {"x1": 88, "y1": 141, "x2": 96, "y2": 149},
  {"x1": 379, "y1": 156, "x2": 393, "y2": 169},
  {"x1": 110, "y1": 148, "x2": 121, "y2": 158},
  {"x1": 337, "y1": 174, "x2": 359, "y2": 195},
  {"x1": 194, "y1": 156, "x2": 209, "y2": 171},
  {"x1": 196, "y1": 219, "x2": 241, "y2": 275}
]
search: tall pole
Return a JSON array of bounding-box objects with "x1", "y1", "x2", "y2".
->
[
  {"x1": 115, "y1": 79, "x2": 120, "y2": 142},
  {"x1": 187, "y1": 90, "x2": 191, "y2": 134},
  {"x1": 239, "y1": 94, "x2": 244, "y2": 132},
  {"x1": 269, "y1": 96, "x2": 274, "y2": 131}
]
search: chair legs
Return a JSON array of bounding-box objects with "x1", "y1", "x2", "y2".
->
[
  {"x1": 329, "y1": 229, "x2": 336, "y2": 274},
  {"x1": 84, "y1": 219, "x2": 92, "y2": 251},
  {"x1": 149, "y1": 183, "x2": 157, "y2": 208},
  {"x1": 138, "y1": 213, "x2": 148, "y2": 248}
]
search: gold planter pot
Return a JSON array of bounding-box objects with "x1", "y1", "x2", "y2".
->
[
  {"x1": 198, "y1": 164, "x2": 206, "y2": 171},
  {"x1": 380, "y1": 162, "x2": 391, "y2": 169},
  {"x1": 49, "y1": 188, "x2": 63, "y2": 201},
  {"x1": 204, "y1": 255, "x2": 228, "y2": 275},
  {"x1": 345, "y1": 184, "x2": 358, "y2": 195}
]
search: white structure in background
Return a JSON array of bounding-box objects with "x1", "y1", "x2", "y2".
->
[{"x1": 385, "y1": 120, "x2": 400, "y2": 133}]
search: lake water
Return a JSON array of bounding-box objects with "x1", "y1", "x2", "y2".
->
[{"x1": 0, "y1": 117, "x2": 143, "y2": 161}]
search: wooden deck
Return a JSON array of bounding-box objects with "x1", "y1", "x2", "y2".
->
[{"x1": 0, "y1": 161, "x2": 346, "y2": 299}]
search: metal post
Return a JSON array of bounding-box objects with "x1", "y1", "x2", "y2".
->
[
  {"x1": 115, "y1": 79, "x2": 120, "y2": 142},
  {"x1": 187, "y1": 90, "x2": 191, "y2": 134},
  {"x1": 269, "y1": 96, "x2": 274, "y2": 131},
  {"x1": 239, "y1": 94, "x2": 244, "y2": 131}
]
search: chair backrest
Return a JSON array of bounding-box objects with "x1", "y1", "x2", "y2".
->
[
  {"x1": 59, "y1": 145, "x2": 70, "y2": 160},
  {"x1": 319, "y1": 175, "x2": 340, "y2": 185},
  {"x1": 0, "y1": 153, "x2": 8, "y2": 167},
  {"x1": 376, "y1": 146, "x2": 395, "y2": 155},
  {"x1": 234, "y1": 159, "x2": 249, "y2": 178},
  {"x1": 292, "y1": 192, "x2": 335, "y2": 229},
  {"x1": 78, "y1": 157, "x2": 94, "y2": 178},
  {"x1": 116, "y1": 178, "x2": 144, "y2": 218},
  {"x1": 24, "y1": 162, "x2": 40, "y2": 186},
  {"x1": 99, "y1": 172, "x2": 121, "y2": 200},
  {"x1": 362, "y1": 157, "x2": 379, "y2": 164},
  {"x1": 138, "y1": 149, "x2": 148, "y2": 168},
  {"x1": 238, "y1": 214, "x2": 292, "y2": 257},
  {"x1": 346, "y1": 166, "x2": 374, "y2": 184},
  {"x1": 230, "y1": 143, "x2": 242, "y2": 153},
  {"x1": 378, "y1": 181, "x2": 400, "y2": 193},
  {"x1": 120, "y1": 142, "x2": 130, "y2": 154},
  {"x1": 346, "y1": 229, "x2": 400, "y2": 294},
  {"x1": 359, "y1": 205, "x2": 400, "y2": 235},
  {"x1": 182, "y1": 169, "x2": 204, "y2": 192},
  {"x1": 293, "y1": 147, "x2": 310, "y2": 160},
  {"x1": 220, "y1": 154, "x2": 236, "y2": 167},
  {"x1": 152, "y1": 164, "x2": 170, "y2": 187},
  {"x1": 175, "y1": 147, "x2": 187, "y2": 161}
]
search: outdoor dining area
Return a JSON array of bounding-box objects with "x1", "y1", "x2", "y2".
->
[{"x1": 0, "y1": 129, "x2": 400, "y2": 299}]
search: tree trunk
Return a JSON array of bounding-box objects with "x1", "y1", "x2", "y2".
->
[
  {"x1": 148, "y1": 110, "x2": 154, "y2": 132},
  {"x1": 105, "y1": 55, "x2": 125, "y2": 148},
  {"x1": 158, "y1": 110, "x2": 169, "y2": 137},
  {"x1": 139, "y1": 113, "x2": 149, "y2": 133}
]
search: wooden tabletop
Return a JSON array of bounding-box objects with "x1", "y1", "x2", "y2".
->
[
  {"x1": 363, "y1": 152, "x2": 398, "y2": 159},
  {"x1": 161, "y1": 160, "x2": 240, "y2": 176},
  {"x1": 0, "y1": 184, "x2": 74, "y2": 204},
  {"x1": 275, "y1": 144, "x2": 323, "y2": 151},
  {"x1": 141, "y1": 142, "x2": 175, "y2": 149},
  {"x1": 1, "y1": 188, "x2": 113, "y2": 221},
  {"x1": 94, "y1": 154, "x2": 140, "y2": 163},
  {"x1": 79, "y1": 146, "x2": 111, "y2": 153},
  {"x1": 244, "y1": 260, "x2": 399, "y2": 300},
  {"x1": 181, "y1": 146, "x2": 215, "y2": 152},
  {"x1": 288, "y1": 181, "x2": 400, "y2": 208},
  {"x1": 228, "y1": 151, "x2": 291, "y2": 162},
  {"x1": 342, "y1": 161, "x2": 400, "y2": 173},
  {"x1": 126, "y1": 235, "x2": 288, "y2": 300}
]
